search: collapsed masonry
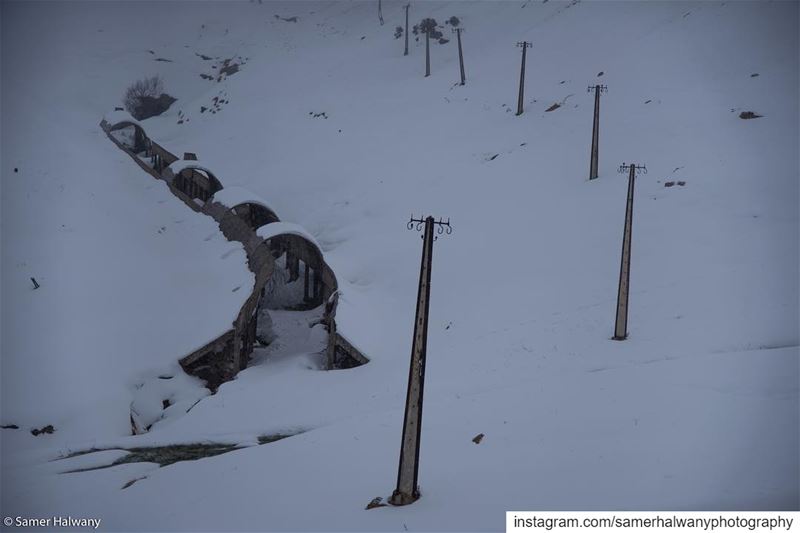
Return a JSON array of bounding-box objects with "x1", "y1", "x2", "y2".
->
[{"x1": 101, "y1": 112, "x2": 368, "y2": 393}]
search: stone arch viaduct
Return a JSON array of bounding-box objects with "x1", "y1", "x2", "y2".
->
[{"x1": 103, "y1": 113, "x2": 367, "y2": 391}]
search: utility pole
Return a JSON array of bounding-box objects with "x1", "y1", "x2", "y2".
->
[
  {"x1": 453, "y1": 27, "x2": 466, "y2": 85},
  {"x1": 378, "y1": 0, "x2": 384, "y2": 25},
  {"x1": 390, "y1": 215, "x2": 452, "y2": 506},
  {"x1": 516, "y1": 41, "x2": 532, "y2": 116},
  {"x1": 404, "y1": 3, "x2": 410, "y2": 56},
  {"x1": 613, "y1": 163, "x2": 646, "y2": 341},
  {"x1": 588, "y1": 84, "x2": 607, "y2": 180},
  {"x1": 425, "y1": 27, "x2": 431, "y2": 77}
]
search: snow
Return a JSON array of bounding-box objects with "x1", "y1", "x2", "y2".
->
[
  {"x1": 210, "y1": 184, "x2": 278, "y2": 215},
  {"x1": 257, "y1": 221, "x2": 323, "y2": 254},
  {"x1": 103, "y1": 109, "x2": 142, "y2": 128},
  {"x1": 0, "y1": 1, "x2": 253, "y2": 448},
  {"x1": 1, "y1": 0, "x2": 797, "y2": 530}
]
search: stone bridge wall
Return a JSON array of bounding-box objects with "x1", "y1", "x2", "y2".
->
[{"x1": 100, "y1": 119, "x2": 367, "y2": 390}]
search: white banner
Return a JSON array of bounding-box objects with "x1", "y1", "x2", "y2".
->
[{"x1": 507, "y1": 512, "x2": 799, "y2": 533}]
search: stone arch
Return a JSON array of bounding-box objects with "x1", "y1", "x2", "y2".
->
[
  {"x1": 254, "y1": 224, "x2": 334, "y2": 311},
  {"x1": 228, "y1": 202, "x2": 280, "y2": 230},
  {"x1": 109, "y1": 120, "x2": 148, "y2": 153},
  {"x1": 166, "y1": 161, "x2": 224, "y2": 204},
  {"x1": 211, "y1": 187, "x2": 280, "y2": 231}
]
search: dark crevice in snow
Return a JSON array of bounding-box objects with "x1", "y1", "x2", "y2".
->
[{"x1": 59, "y1": 433, "x2": 304, "y2": 474}]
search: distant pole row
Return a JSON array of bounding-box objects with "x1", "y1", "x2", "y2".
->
[{"x1": 385, "y1": 4, "x2": 651, "y2": 510}]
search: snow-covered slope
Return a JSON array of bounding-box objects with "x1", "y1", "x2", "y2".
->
[{"x1": 1, "y1": 1, "x2": 797, "y2": 530}]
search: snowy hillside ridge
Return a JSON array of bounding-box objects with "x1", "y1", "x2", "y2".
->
[{"x1": 101, "y1": 116, "x2": 368, "y2": 390}]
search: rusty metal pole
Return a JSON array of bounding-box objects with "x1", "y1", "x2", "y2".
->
[
  {"x1": 390, "y1": 215, "x2": 452, "y2": 506},
  {"x1": 453, "y1": 28, "x2": 466, "y2": 85},
  {"x1": 588, "y1": 85, "x2": 607, "y2": 180},
  {"x1": 404, "y1": 3, "x2": 410, "y2": 56},
  {"x1": 425, "y1": 28, "x2": 431, "y2": 77},
  {"x1": 516, "y1": 41, "x2": 531, "y2": 116},
  {"x1": 613, "y1": 163, "x2": 646, "y2": 340}
]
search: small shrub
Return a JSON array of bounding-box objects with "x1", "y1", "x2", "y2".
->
[
  {"x1": 124, "y1": 75, "x2": 163, "y2": 113},
  {"x1": 123, "y1": 75, "x2": 176, "y2": 120}
]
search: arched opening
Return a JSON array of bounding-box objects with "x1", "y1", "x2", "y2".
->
[
  {"x1": 249, "y1": 226, "x2": 335, "y2": 367},
  {"x1": 228, "y1": 202, "x2": 280, "y2": 231},
  {"x1": 109, "y1": 121, "x2": 147, "y2": 154},
  {"x1": 261, "y1": 233, "x2": 327, "y2": 311},
  {"x1": 169, "y1": 164, "x2": 223, "y2": 204}
]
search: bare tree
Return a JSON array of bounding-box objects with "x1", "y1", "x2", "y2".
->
[{"x1": 123, "y1": 75, "x2": 164, "y2": 116}]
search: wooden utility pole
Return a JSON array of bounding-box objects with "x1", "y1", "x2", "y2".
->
[
  {"x1": 613, "y1": 163, "x2": 646, "y2": 341},
  {"x1": 516, "y1": 41, "x2": 532, "y2": 116},
  {"x1": 390, "y1": 215, "x2": 452, "y2": 506},
  {"x1": 404, "y1": 3, "x2": 410, "y2": 56},
  {"x1": 425, "y1": 28, "x2": 431, "y2": 77},
  {"x1": 588, "y1": 84, "x2": 607, "y2": 180},
  {"x1": 453, "y1": 28, "x2": 466, "y2": 85}
]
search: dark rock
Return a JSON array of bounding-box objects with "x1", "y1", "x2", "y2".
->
[
  {"x1": 545, "y1": 103, "x2": 560, "y2": 112},
  {"x1": 121, "y1": 477, "x2": 145, "y2": 490},
  {"x1": 1, "y1": 424, "x2": 19, "y2": 429},
  {"x1": 218, "y1": 60, "x2": 240, "y2": 79},
  {"x1": 739, "y1": 111, "x2": 762, "y2": 119},
  {"x1": 365, "y1": 497, "x2": 387, "y2": 510},
  {"x1": 750, "y1": 73, "x2": 759, "y2": 77},
  {"x1": 472, "y1": 433, "x2": 485, "y2": 444},
  {"x1": 664, "y1": 181, "x2": 675, "y2": 187},
  {"x1": 31, "y1": 424, "x2": 55, "y2": 436},
  {"x1": 132, "y1": 93, "x2": 177, "y2": 120},
  {"x1": 597, "y1": 71, "x2": 604, "y2": 77}
]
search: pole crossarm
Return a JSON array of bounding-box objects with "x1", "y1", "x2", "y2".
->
[
  {"x1": 618, "y1": 163, "x2": 647, "y2": 175},
  {"x1": 408, "y1": 215, "x2": 453, "y2": 235},
  {"x1": 516, "y1": 41, "x2": 532, "y2": 48},
  {"x1": 587, "y1": 84, "x2": 608, "y2": 93}
]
